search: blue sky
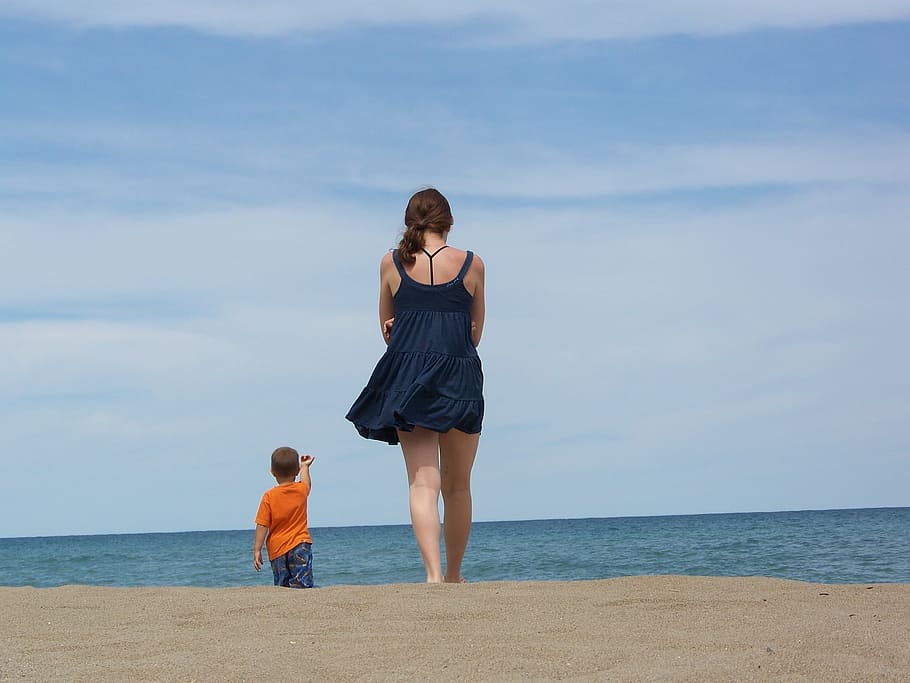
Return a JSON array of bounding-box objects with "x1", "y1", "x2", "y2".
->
[{"x1": 1, "y1": 2, "x2": 908, "y2": 537}]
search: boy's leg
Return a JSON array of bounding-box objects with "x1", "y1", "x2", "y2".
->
[
  {"x1": 287, "y1": 542, "x2": 314, "y2": 588},
  {"x1": 439, "y1": 429, "x2": 479, "y2": 583},
  {"x1": 270, "y1": 554, "x2": 291, "y2": 587}
]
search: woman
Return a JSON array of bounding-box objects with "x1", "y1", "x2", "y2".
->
[{"x1": 346, "y1": 188, "x2": 485, "y2": 584}]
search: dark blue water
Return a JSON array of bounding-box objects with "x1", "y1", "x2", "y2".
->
[{"x1": 1, "y1": 508, "x2": 907, "y2": 588}]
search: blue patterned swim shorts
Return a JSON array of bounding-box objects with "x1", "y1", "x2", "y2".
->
[{"x1": 270, "y1": 541, "x2": 314, "y2": 588}]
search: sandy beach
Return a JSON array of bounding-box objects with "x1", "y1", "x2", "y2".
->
[{"x1": 1, "y1": 576, "x2": 908, "y2": 681}]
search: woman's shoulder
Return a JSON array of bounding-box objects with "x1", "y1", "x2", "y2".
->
[
  {"x1": 457, "y1": 249, "x2": 484, "y2": 291},
  {"x1": 463, "y1": 249, "x2": 484, "y2": 274},
  {"x1": 442, "y1": 247, "x2": 482, "y2": 271},
  {"x1": 380, "y1": 250, "x2": 397, "y2": 269},
  {"x1": 440, "y1": 246, "x2": 483, "y2": 272},
  {"x1": 446, "y1": 246, "x2": 482, "y2": 261}
]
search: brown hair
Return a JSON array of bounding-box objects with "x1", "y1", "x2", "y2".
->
[
  {"x1": 270, "y1": 446, "x2": 300, "y2": 478},
  {"x1": 397, "y1": 188, "x2": 454, "y2": 265}
]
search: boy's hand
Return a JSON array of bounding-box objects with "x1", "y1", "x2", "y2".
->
[
  {"x1": 253, "y1": 549, "x2": 263, "y2": 572},
  {"x1": 300, "y1": 455, "x2": 316, "y2": 467}
]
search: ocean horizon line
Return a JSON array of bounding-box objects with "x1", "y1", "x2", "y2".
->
[{"x1": 3, "y1": 504, "x2": 906, "y2": 541}]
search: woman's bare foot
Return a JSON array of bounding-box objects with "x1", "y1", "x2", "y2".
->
[{"x1": 445, "y1": 576, "x2": 468, "y2": 583}]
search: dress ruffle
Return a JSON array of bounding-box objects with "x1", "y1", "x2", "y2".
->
[{"x1": 346, "y1": 350, "x2": 483, "y2": 445}]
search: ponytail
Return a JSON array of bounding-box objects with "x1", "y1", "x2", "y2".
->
[
  {"x1": 397, "y1": 188, "x2": 453, "y2": 264},
  {"x1": 397, "y1": 224, "x2": 424, "y2": 265}
]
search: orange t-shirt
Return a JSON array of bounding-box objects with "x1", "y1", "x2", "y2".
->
[{"x1": 255, "y1": 481, "x2": 312, "y2": 560}]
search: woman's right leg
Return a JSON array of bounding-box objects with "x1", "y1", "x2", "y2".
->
[{"x1": 398, "y1": 427, "x2": 443, "y2": 583}]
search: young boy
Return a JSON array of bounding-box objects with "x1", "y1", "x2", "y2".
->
[{"x1": 253, "y1": 446, "x2": 316, "y2": 588}]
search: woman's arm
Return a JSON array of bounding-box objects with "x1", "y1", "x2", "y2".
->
[
  {"x1": 379, "y1": 252, "x2": 396, "y2": 344},
  {"x1": 468, "y1": 255, "x2": 485, "y2": 347}
]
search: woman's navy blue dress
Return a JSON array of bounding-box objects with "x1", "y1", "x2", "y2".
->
[{"x1": 346, "y1": 249, "x2": 484, "y2": 445}]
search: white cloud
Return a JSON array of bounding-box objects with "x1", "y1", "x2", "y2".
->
[
  {"x1": 3, "y1": 116, "x2": 909, "y2": 205},
  {"x1": 0, "y1": 202, "x2": 393, "y2": 304},
  {"x1": 359, "y1": 135, "x2": 910, "y2": 198},
  {"x1": 2, "y1": 1, "x2": 909, "y2": 41}
]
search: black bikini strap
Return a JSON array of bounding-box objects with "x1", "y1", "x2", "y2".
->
[{"x1": 421, "y1": 245, "x2": 449, "y2": 284}]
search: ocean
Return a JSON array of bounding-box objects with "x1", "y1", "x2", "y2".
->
[{"x1": 1, "y1": 507, "x2": 907, "y2": 588}]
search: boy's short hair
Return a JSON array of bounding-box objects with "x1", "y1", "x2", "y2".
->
[{"x1": 271, "y1": 446, "x2": 300, "y2": 478}]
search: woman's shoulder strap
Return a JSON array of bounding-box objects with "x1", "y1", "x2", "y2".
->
[
  {"x1": 457, "y1": 250, "x2": 474, "y2": 279},
  {"x1": 391, "y1": 249, "x2": 407, "y2": 276}
]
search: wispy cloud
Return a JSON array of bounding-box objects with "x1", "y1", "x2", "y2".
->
[
  {"x1": 2, "y1": 1, "x2": 909, "y2": 40},
  {"x1": 3, "y1": 116, "x2": 909, "y2": 206},
  {"x1": 354, "y1": 135, "x2": 910, "y2": 198}
]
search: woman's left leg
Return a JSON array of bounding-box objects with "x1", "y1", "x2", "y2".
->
[{"x1": 439, "y1": 429, "x2": 479, "y2": 583}]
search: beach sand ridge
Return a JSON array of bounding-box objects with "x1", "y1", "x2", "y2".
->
[{"x1": 1, "y1": 575, "x2": 908, "y2": 681}]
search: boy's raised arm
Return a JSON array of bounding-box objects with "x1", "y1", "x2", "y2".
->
[{"x1": 299, "y1": 455, "x2": 316, "y2": 486}]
